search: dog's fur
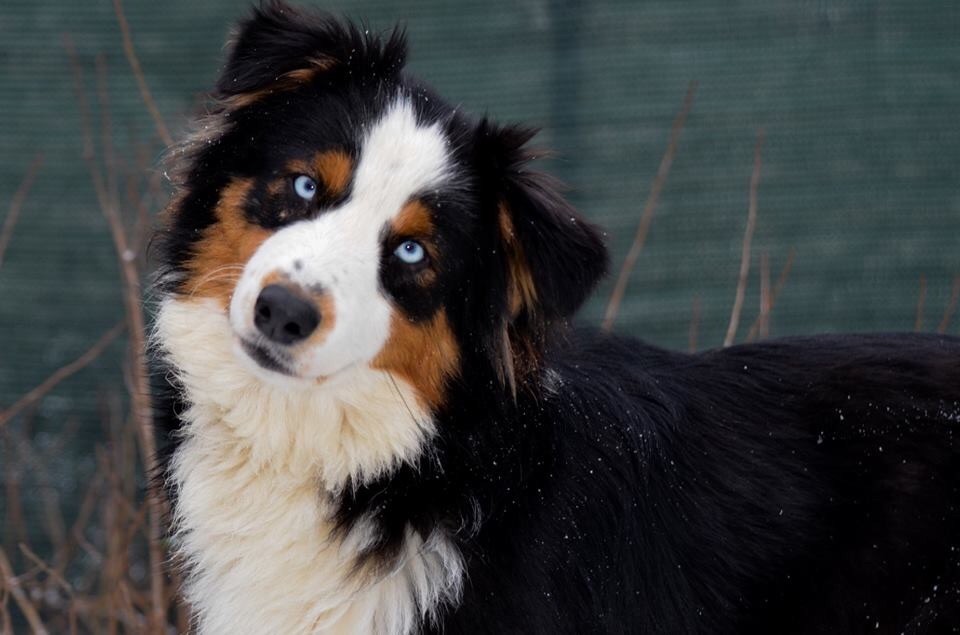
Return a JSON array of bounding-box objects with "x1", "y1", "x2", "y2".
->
[{"x1": 152, "y1": 3, "x2": 960, "y2": 633}]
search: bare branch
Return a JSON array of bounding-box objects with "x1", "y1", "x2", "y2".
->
[
  {"x1": 758, "y1": 251, "x2": 771, "y2": 340},
  {"x1": 19, "y1": 540, "x2": 81, "y2": 635},
  {"x1": 52, "y1": 469, "x2": 105, "y2": 575},
  {"x1": 744, "y1": 248, "x2": 796, "y2": 342},
  {"x1": 95, "y1": 55, "x2": 121, "y2": 217},
  {"x1": 1, "y1": 593, "x2": 13, "y2": 635},
  {"x1": 0, "y1": 155, "x2": 44, "y2": 271},
  {"x1": 112, "y1": 0, "x2": 174, "y2": 147},
  {"x1": 18, "y1": 544, "x2": 73, "y2": 599},
  {"x1": 2, "y1": 431, "x2": 28, "y2": 554},
  {"x1": 937, "y1": 275, "x2": 960, "y2": 334},
  {"x1": 602, "y1": 81, "x2": 698, "y2": 332},
  {"x1": 0, "y1": 547, "x2": 48, "y2": 635},
  {"x1": 0, "y1": 322, "x2": 125, "y2": 428},
  {"x1": 76, "y1": 52, "x2": 167, "y2": 633},
  {"x1": 723, "y1": 128, "x2": 765, "y2": 347}
]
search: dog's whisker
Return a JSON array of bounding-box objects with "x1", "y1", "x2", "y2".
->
[
  {"x1": 186, "y1": 267, "x2": 244, "y2": 299},
  {"x1": 385, "y1": 370, "x2": 421, "y2": 433}
]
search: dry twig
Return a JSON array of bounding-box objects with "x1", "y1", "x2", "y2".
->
[
  {"x1": 2, "y1": 431, "x2": 28, "y2": 554},
  {"x1": 112, "y1": 0, "x2": 174, "y2": 147},
  {"x1": 0, "y1": 322, "x2": 125, "y2": 428},
  {"x1": 0, "y1": 547, "x2": 48, "y2": 635},
  {"x1": 43, "y1": 32, "x2": 178, "y2": 632},
  {"x1": 19, "y1": 542, "x2": 79, "y2": 635},
  {"x1": 0, "y1": 155, "x2": 44, "y2": 271},
  {"x1": 602, "y1": 81, "x2": 698, "y2": 332},
  {"x1": 937, "y1": 275, "x2": 960, "y2": 334},
  {"x1": 758, "y1": 252, "x2": 771, "y2": 339},
  {"x1": 744, "y1": 248, "x2": 796, "y2": 342},
  {"x1": 86, "y1": 53, "x2": 167, "y2": 635},
  {"x1": 723, "y1": 128, "x2": 765, "y2": 347},
  {"x1": 18, "y1": 544, "x2": 74, "y2": 600}
]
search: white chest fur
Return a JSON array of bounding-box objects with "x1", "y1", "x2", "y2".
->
[{"x1": 156, "y1": 299, "x2": 463, "y2": 634}]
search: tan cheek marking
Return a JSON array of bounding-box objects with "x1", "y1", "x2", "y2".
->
[
  {"x1": 306, "y1": 292, "x2": 336, "y2": 348},
  {"x1": 498, "y1": 204, "x2": 538, "y2": 317},
  {"x1": 372, "y1": 310, "x2": 459, "y2": 410},
  {"x1": 266, "y1": 179, "x2": 286, "y2": 197},
  {"x1": 183, "y1": 178, "x2": 270, "y2": 306}
]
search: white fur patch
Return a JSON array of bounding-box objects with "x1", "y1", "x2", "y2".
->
[
  {"x1": 156, "y1": 94, "x2": 465, "y2": 634},
  {"x1": 229, "y1": 97, "x2": 454, "y2": 380},
  {"x1": 155, "y1": 298, "x2": 464, "y2": 634}
]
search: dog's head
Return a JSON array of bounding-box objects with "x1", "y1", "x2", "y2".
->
[{"x1": 157, "y1": 1, "x2": 607, "y2": 411}]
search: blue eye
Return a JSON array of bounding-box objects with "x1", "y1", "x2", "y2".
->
[
  {"x1": 293, "y1": 175, "x2": 317, "y2": 200},
  {"x1": 394, "y1": 240, "x2": 426, "y2": 265}
]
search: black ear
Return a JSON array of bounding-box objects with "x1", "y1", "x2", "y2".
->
[
  {"x1": 480, "y1": 121, "x2": 608, "y2": 322},
  {"x1": 217, "y1": 1, "x2": 407, "y2": 98},
  {"x1": 476, "y1": 121, "x2": 608, "y2": 389}
]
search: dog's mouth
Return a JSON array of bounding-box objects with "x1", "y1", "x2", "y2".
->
[
  {"x1": 237, "y1": 337, "x2": 338, "y2": 385},
  {"x1": 239, "y1": 338, "x2": 295, "y2": 376}
]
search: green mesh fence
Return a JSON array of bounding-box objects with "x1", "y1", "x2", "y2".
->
[{"x1": 2, "y1": 0, "x2": 959, "y2": 547}]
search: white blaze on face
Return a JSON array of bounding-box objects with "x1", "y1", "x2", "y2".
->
[
  {"x1": 229, "y1": 97, "x2": 453, "y2": 379},
  {"x1": 157, "y1": 97, "x2": 465, "y2": 635}
]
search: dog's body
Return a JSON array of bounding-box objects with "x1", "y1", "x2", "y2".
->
[{"x1": 152, "y1": 3, "x2": 960, "y2": 633}]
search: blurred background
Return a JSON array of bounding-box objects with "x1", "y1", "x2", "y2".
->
[{"x1": 1, "y1": 0, "x2": 959, "y2": 631}]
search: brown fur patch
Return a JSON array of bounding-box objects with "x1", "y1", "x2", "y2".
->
[
  {"x1": 182, "y1": 178, "x2": 270, "y2": 305},
  {"x1": 260, "y1": 270, "x2": 288, "y2": 289},
  {"x1": 372, "y1": 310, "x2": 459, "y2": 410},
  {"x1": 388, "y1": 201, "x2": 439, "y2": 286},
  {"x1": 498, "y1": 204, "x2": 538, "y2": 317},
  {"x1": 307, "y1": 292, "x2": 337, "y2": 348},
  {"x1": 393, "y1": 200, "x2": 435, "y2": 238},
  {"x1": 286, "y1": 150, "x2": 354, "y2": 198},
  {"x1": 312, "y1": 150, "x2": 353, "y2": 197},
  {"x1": 497, "y1": 204, "x2": 543, "y2": 395},
  {"x1": 223, "y1": 57, "x2": 335, "y2": 109}
]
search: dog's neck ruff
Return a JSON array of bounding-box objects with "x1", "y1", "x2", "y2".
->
[{"x1": 156, "y1": 298, "x2": 463, "y2": 634}]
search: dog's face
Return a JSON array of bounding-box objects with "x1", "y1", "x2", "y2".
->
[
  {"x1": 158, "y1": 2, "x2": 608, "y2": 411},
  {"x1": 203, "y1": 96, "x2": 466, "y2": 405}
]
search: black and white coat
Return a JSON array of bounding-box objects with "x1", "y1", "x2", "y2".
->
[{"x1": 152, "y1": 3, "x2": 960, "y2": 633}]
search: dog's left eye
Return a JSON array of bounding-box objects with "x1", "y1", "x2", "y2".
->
[
  {"x1": 394, "y1": 240, "x2": 426, "y2": 265},
  {"x1": 293, "y1": 175, "x2": 317, "y2": 200}
]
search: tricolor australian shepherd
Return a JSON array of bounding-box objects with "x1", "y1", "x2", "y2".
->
[{"x1": 152, "y1": 2, "x2": 960, "y2": 633}]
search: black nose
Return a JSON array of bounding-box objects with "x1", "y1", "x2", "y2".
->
[{"x1": 253, "y1": 284, "x2": 320, "y2": 345}]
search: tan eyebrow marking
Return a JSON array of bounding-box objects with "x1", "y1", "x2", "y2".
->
[
  {"x1": 392, "y1": 200, "x2": 435, "y2": 238},
  {"x1": 286, "y1": 150, "x2": 354, "y2": 198},
  {"x1": 388, "y1": 200, "x2": 438, "y2": 286}
]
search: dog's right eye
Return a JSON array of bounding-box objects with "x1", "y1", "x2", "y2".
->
[
  {"x1": 394, "y1": 240, "x2": 427, "y2": 265},
  {"x1": 293, "y1": 175, "x2": 317, "y2": 201}
]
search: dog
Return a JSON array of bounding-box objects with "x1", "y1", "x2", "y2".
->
[{"x1": 151, "y1": 2, "x2": 960, "y2": 633}]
